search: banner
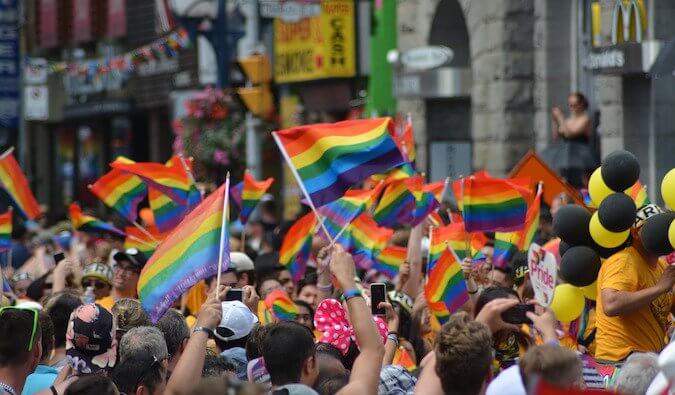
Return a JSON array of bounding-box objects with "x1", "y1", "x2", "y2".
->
[
  {"x1": 0, "y1": 0, "x2": 19, "y2": 128},
  {"x1": 273, "y1": 1, "x2": 355, "y2": 83},
  {"x1": 528, "y1": 243, "x2": 557, "y2": 306}
]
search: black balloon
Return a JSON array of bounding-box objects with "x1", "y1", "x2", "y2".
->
[
  {"x1": 560, "y1": 246, "x2": 602, "y2": 287},
  {"x1": 553, "y1": 205, "x2": 592, "y2": 246},
  {"x1": 559, "y1": 240, "x2": 571, "y2": 257},
  {"x1": 640, "y1": 212, "x2": 675, "y2": 256},
  {"x1": 598, "y1": 193, "x2": 637, "y2": 232},
  {"x1": 601, "y1": 150, "x2": 640, "y2": 192}
]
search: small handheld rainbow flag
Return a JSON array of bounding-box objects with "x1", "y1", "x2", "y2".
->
[
  {"x1": 400, "y1": 116, "x2": 416, "y2": 162},
  {"x1": 69, "y1": 203, "x2": 126, "y2": 237},
  {"x1": 461, "y1": 177, "x2": 527, "y2": 232},
  {"x1": 426, "y1": 299, "x2": 450, "y2": 325},
  {"x1": 138, "y1": 182, "x2": 230, "y2": 323},
  {"x1": 148, "y1": 187, "x2": 186, "y2": 234},
  {"x1": 111, "y1": 156, "x2": 195, "y2": 205},
  {"x1": 368, "y1": 162, "x2": 416, "y2": 185},
  {"x1": 628, "y1": 181, "x2": 650, "y2": 208},
  {"x1": 237, "y1": 171, "x2": 274, "y2": 225},
  {"x1": 393, "y1": 347, "x2": 417, "y2": 372},
  {"x1": 272, "y1": 117, "x2": 406, "y2": 208},
  {"x1": 0, "y1": 149, "x2": 41, "y2": 220},
  {"x1": 374, "y1": 245, "x2": 406, "y2": 279},
  {"x1": 373, "y1": 176, "x2": 439, "y2": 227},
  {"x1": 348, "y1": 214, "x2": 393, "y2": 269},
  {"x1": 279, "y1": 212, "x2": 316, "y2": 282},
  {"x1": 89, "y1": 168, "x2": 147, "y2": 222},
  {"x1": 425, "y1": 247, "x2": 468, "y2": 317},
  {"x1": 429, "y1": 223, "x2": 488, "y2": 271},
  {"x1": 492, "y1": 187, "x2": 542, "y2": 268},
  {"x1": 124, "y1": 227, "x2": 159, "y2": 258},
  {"x1": 264, "y1": 289, "x2": 298, "y2": 322},
  {"x1": 0, "y1": 209, "x2": 12, "y2": 252}
]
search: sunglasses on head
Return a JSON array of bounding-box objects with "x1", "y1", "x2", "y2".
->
[
  {"x1": 0, "y1": 306, "x2": 39, "y2": 351},
  {"x1": 134, "y1": 355, "x2": 163, "y2": 392}
]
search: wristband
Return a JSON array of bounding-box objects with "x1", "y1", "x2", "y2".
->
[
  {"x1": 192, "y1": 326, "x2": 213, "y2": 337},
  {"x1": 467, "y1": 289, "x2": 478, "y2": 295},
  {"x1": 343, "y1": 287, "x2": 362, "y2": 301},
  {"x1": 387, "y1": 334, "x2": 399, "y2": 346},
  {"x1": 387, "y1": 331, "x2": 399, "y2": 337}
]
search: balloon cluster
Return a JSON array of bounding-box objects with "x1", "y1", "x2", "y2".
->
[
  {"x1": 550, "y1": 150, "x2": 641, "y2": 322},
  {"x1": 648, "y1": 169, "x2": 675, "y2": 256}
]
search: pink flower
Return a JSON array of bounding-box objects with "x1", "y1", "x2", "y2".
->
[
  {"x1": 74, "y1": 304, "x2": 99, "y2": 323},
  {"x1": 213, "y1": 149, "x2": 229, "y2": 165}
]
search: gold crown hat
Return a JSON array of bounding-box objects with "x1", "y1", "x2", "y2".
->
[
  {"x1": 81, "y1": 262, "x2": 113, "y2": 286},
  {"x1": 633, "y1": 204, "x2": 665, "y2": 229}
]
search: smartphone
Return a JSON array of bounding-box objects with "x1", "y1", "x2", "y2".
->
[
  {"x1": 53, "y1": 252, "x2": 65, "y2": 264},
  {"x1": 501, "y1": 304, "x2": 535, "y2": 325},
  {"x1": 225, "y1": 289, "x2": 244, "y2": 302},
  {"x1": 370, "y1": 283, "x2": 387, "y2": 315}
]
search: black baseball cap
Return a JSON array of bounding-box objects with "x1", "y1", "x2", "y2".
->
[{"x1": 113, "y1": 248, "x2": 147, "y2": 270}]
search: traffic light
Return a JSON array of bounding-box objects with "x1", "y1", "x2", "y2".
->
[{"x1": 237, "y1": 54, "x2": 274, "y2": 118}]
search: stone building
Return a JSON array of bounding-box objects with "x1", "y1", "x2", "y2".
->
[{"x1": 396, "y1": 0, "x2": 675, "y2": 201}]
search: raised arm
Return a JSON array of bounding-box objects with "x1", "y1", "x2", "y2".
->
[
  {"x1": 402, "y1": 223, "x2": 423, "y2": 298},
  {"x1": 165, "y1": 285, "x2": 227, "y2": 395},
  {"x1": 330, "y1": 245, "x2": 385, "y2": 395}
]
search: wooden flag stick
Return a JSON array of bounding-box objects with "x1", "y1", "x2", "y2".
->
[
  {"x1": 132, "y1": 221, "x2": 160, "y2": 243},
  {"x1": 459, "y1": 176, "x2": 472, "y2": 260},
  {"x1": 271, "y1": 132, "x2": 334, "y2": 243},
  {"x1": 178, "y1": 153, "x2": 203, "y2": 203},
  {"x1": 0, "y1": 146, "x2": 14, "y2": 160},
  {"x1": 126, "y1": 234, "x2": 158, "y2": 249},
  {"x1": 215, "y1": 173, "x2": 231, "y2": 292},
  {"x1": 240, "y1": 230, "x2": 246, "y2": 252}
]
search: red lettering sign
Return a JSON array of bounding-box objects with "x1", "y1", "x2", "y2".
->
[{"x1": 38, "y1": 0, "x2": 58, "y2": 48}]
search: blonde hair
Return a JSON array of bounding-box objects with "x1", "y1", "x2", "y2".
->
[{"x1": 112, "y1": 298, "x2": 151, "y2": 331}]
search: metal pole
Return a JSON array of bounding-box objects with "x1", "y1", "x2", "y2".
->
[
  {"x1": 243, "y1": 0, "x2": 261, "y2": 179},
  {"x1": 214, "y1": 0, "x2": 228, "y2": 89}
]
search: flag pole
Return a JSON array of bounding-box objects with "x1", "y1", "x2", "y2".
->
[
  {"x1": 271, "y1": 132, "x2": 334, "y2": 243},
  {"x1": 460, "y1": 176, "x2": 472, "y2": 260},
  {"x1": 216, "y1": 173, "x2": 231, "y2": 291},
  {"x1": 131, "y1": 221, "x2": 160, "y2": 243},
  {"x1": 126, "y1": 234, "x2": 158, "y2": 250},
  {"x1": 178, "y1": 153, "x2": 203, "y2": 203},
  {"x1": 0, "y1": 146, "x2": 15, "y2": 160},
  {"x1": 240, "y1": 230, "x2": 246, "y2": 252}
]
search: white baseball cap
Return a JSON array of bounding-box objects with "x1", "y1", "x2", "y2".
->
[
  {"x1": 230, "y1": 252, "x2": 255, "y2": 272},
  {"x1": 214, "y1": 301, "x2": 258, "y2": 342}
]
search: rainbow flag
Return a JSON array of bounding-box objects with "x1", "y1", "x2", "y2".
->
[
  {"x1": 400, "y1": 117, "x2": 416, "y2": 162},
  {"x1": 428, "y1": 223, "x2": 488, "y2": 271},
  {"x1": 230, "y1": 181, "x2": 243, "y2": 208},
  {"x1": 279, "y1": 212, "x2": 316, "y2": 282},
  {"x1": 518, "y1": 187, "x2": 542, "y2": 251},
  {"x1": 0, "y1": 209, "x2": 11, "y2": 252},
  {"x1": 393, "y1": 347, "x2": 417, "y2": 372},
  {"x1": 148, "y1": 188, "x2": 184, "y2": 234},
  {"x1": 124, "y1": 226, "x2": 159, "y2": 258},
  {"x1": 373, "y1": 176, "x2": 439, "y2": 227},
  {"x1": 425, "y1": 247, "x2": 468, "y2": 316},
  {"x1": 374, "y1": 245, "x2": 406, "y2": 279},
  {"x1": 493, "y1": 232, "x2": 519, "y2": 269},
  {"x1": 89, "y1": 168, "x2": 147, "y2": 222},
  {"x1": 264, "y1": 289, "x2": 298, "y2": 321},
  {"x1": 628, "y1": 181, "x2": 650, "y2": 208},
  {"x1": 272, "y1": 117, "x2": 405, "y2": 208},
  {"x1": 369, "y1": 162, "x2": 417, "y2": 185},
  {"x1": 138, "y1": 181, "x2": 230, "y2": 323},
  {"x1": 349, "y1": 214, "x2": 393, "y2": 269},
  {"x1": 461, "y1": 177, "x2": 527, "y2": 232},
  {"x1": 0, "y1": 150, "x2": 41, "y2": 220},
  {"x1": 238, "y1": 172, "x2": 274, "y2": 225},
  {"x1": 111, "y1": 156, "x2": 194, "y2": 205},
  {"x1": 69, "y1": 203, "x2": 126, "y2": 237},
  {"x1": 424, "y1": 179, "x2": 447, "y2": 203},
  {"x1": 426, "y1": 299, "x2": 450, "y2": 325}
]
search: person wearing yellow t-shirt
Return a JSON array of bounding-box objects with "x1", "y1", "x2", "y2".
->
[
  {"x1": 96, "y1": 248, "x2": 146, "y2": 311},
  {"x1": 596, "y1": 205, "x2": 675, "y2": 362}
]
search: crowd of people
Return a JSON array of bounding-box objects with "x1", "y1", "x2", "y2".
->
[{"x1": 1, "y1": 192, "x2": 675, "y2": 395}]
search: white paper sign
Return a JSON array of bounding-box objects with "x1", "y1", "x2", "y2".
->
[{"x1": 528, "y1": 242, "x2": 557, "y2": 306}]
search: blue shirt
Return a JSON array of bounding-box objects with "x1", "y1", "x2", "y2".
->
[{"x1": 22, "y1": 365, "x2": 58, "y2": 395}]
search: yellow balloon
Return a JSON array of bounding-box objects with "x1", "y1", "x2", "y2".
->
[
  {"x1": 669, "y1": 220, "x2": 675, "y2": 250},
  {"x1": 580, "y1": 282, "x2": 597, "y2": 301},
  {"x1": 662, "y1": 169, "x2": 675, "y2": 210},
  {"x1": 550, "y1": 284, "x2": 585, "y2": 322},
  {"x1": 589, "y1": 167, "x2": 613, "y2": 206},
  {"x1": 589, "y1": 212, "x2": 630, "y2": 248}
]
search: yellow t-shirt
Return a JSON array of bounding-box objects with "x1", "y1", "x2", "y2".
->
[
  {"x1": 595, "y1": 247, "x2": 672, "y2": 361},
  {"x1": 96, "y1": 296, "x2": 115, "y2": 311}
]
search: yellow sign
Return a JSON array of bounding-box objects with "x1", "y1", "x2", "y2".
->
[
  {"x1": 611, "y1": 0, "x2": 646, "y2": 45},
  {"x1": 273, "y1": 1, "x2": 356, "y2": 83}
]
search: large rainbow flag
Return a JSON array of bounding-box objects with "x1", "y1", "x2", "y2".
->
[
  {"x1": 0, "y1": 209, "x2": 11, "y2": 252},
  {"x1": 233, "y1": 171, "x2": 274, "y2": 225},
  {"x1": 279, "y1": 212, "x2": 316, "y2": 282},
  {"x1": 69, "y1": 203, "x2": 126, "y2": 237},
  {"x1": 272, "y1": 118, "x2": 405, "y2": 208},
  {"x1": 89, "y1": 168, "x2": 147, "y2": 222},
  {"x1": 0, "y1": 150, "x2": 41, "y2": 220},
  {"x1": 425, "y1": 247, "x2": 468, "y2": 318},
  {"x1": 111, "y1": 156, "x2": 196, "y2": 205},
  {"x1": 461, "y1": 177, "x2": 528, "y2": 232},
  {"x1": 138, "y1": 182, "x2": 230, "y2": 323}
]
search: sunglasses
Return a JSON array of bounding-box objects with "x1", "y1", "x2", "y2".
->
[{"x1": 0, "y1": 306, "x2": 39, "y2": 351}]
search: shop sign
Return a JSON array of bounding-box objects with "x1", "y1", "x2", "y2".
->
[
  {"x1": 611, "y1": 0, "x2": 646, "y2": 45},
  {"x1": 429, "y1": 141, "x2": 471, "y2": 184},
  {"x1": 0, "y1": 0, "x2": 19, "y2": 128},
  {"x1": 24, "y1": 86, "x2": 48, "y2": 121},
  {"x1": 401, "y1": 46, "x2": 453, "y2": 71},
  {"x1": 585, "y1": 42, "x2": 643, "y2": 74},
  {"x1": 261, "y1": 1, "x2": 321, "y2": 23},
  {"x1": 394, "y1": 67, "x2": 471, "y2": 99},
  {"x1": 273, "y1": 1, "x2": 355, "y2": 83},
  {"x1": 38, "y1": 0, "x2": 59, "y2": 48}
]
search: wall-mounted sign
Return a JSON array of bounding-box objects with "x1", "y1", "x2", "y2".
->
[
  {"x1": 261, "y1": 1, "x2": 321, "y2": 22},
  {"x1": 273, "y1": 1, "x2": 355, "y2": 83},
  {"x1": 585, "y1": 42, "x2": 644, "y2": 74},
  {"x1": 611, "y1": 0, "x2": 646, "y2": 45},
  {"x1": 25, "y1": 58, "x2": 48, "y2": 85},
  {"x1": 401, "y1": 46, "x2": 453, "y2": 71},
  {"x1": 0, "y1": 0, "x2": 19, "y2": 128},
  {"x1": 24, "y1": 86, "x2": 49, "y2": 121},
  {"x1": 393, "y1": 67, "x2": 471, "y2": 99}
]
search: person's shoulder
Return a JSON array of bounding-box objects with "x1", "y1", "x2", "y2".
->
[{"x1": 601, "y1": 248, "x2": 633, "y2": 268}]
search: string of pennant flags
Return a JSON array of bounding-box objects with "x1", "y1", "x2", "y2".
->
[{"x1": 45, "y1": 28, "x2": 190, "y2": 77}]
